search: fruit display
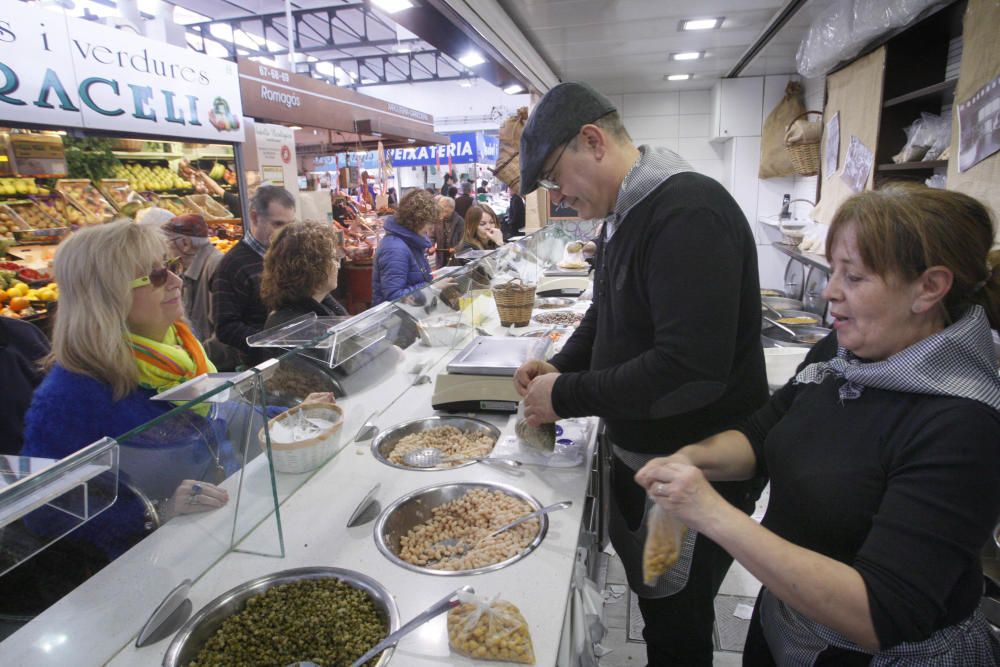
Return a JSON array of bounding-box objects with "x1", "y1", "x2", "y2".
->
[
  {"x1": 33, "y1": 194, "x2": 87, "y2": 227},
  {"x1": 0, "y1": 206, "x2": 24, "y2": 241},
  {"x1": 98, "y1": 179, "x2": 145, "y2": 210},
  {"x1": 0, "y1": 271, "x2": 56, "y2": 318},
  {"x1": 113, "y1": 163, "x2": 191, "y2": 192},
  {"x1": 3, "y1": 201, "x2": 68, "y2": 244},
  {"x1": 184, "y1": 194, "x2": 233, "y2": 220},
  {"x1": 0, "y1": 178, "x2": 47, "y2": 198},
  {"x1": 208, "y1": 162, "x2": 237, "y2": 186},
  {"x1": 149, "y1": 194, "x2": 199, "y2": 217},
  {"x1": 6, "y1": 201, "x2": 64, "y2": 230},
  {"x1": 178, "y1": 159, "x2": 225, "y2": 196},
  {"x1": 210, "y1": 237, "x2": 238, "y2": 253},
  {"x1": 56, "y1": 180, "x2": 117, "y2": 224}
]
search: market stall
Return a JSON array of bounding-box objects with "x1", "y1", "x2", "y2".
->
[
  {"x1": 0, "y1": 221, "x2": 607, "y2": 666},
  {"x1": 0, "y1": 4, "x2": 250, "y2": 325}
]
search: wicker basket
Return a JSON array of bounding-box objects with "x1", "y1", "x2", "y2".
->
[
  {"x1": 259, "y1": 402, "x2": 344, "y2": 474},
  {"x1": 492, "y1": 279, "x2": 536, "y2": 327},
  {"x1": 785, "y1": 110, "x2": 823, "y2": 176}
]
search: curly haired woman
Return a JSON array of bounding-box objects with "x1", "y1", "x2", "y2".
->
[
  {"x1": 260, "y1": 221, "x2": 347, "y2": 329},
  {"x1": 372, "y1": 189, "x2": 436, "y2": 305}
]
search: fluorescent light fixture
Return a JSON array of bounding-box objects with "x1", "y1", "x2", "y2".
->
[
  {"x1": 361, "y1": 78, "x2": 377, "y2": 85},
  {"x1": 407, "y1": 138, "x2": 416, "y2": 143},
  {"x1": 504, "y1": 84, "x2": 524, "y2": 94},
  {"x1": 315, "y1": 61, "x2": 336, "y2": 76},
  {"x1": 459, "y1": 79, "x2": 474, "y2": 88},
  {"x1": 371, "y1": 0, "x2": 413, "y2": 13},
  {"x1": 458, "y1": 52, "x2": 486, "y2": 67},
  {"x1": 289, "y1": 126, "x2": 303, "y2": 130},
  {"x1": 394, "y1": 45, "x2": 412, "y2": 54},
  {"x1": 672, "y1": 51, "x2": 702, "y2": 61},
  {"x1": 681, "y1": 17, "x2": 722, "y2": 30},
  {"x1": 666, "y1": 74, "x2": 691, "y2": 81},
  {"x1": 173, "y1": 6, "x2": 209, "y2": 25}
]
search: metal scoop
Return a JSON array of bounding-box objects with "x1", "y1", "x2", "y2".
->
[
  {"x1": 402, "y1": 447, "x2": 521, "y2": 469},
  {"x1": 763, "y1": 315, "x2": 798, "y2": 337},
  {"x1": 429, "y1": 500, "x2": 573, "y2": 556}
]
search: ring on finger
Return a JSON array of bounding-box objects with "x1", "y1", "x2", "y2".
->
[
  {"x1": 192, "y1": 483, "x2": 203, "y2": 495},
  {"x1": 656, "y1": 482, "x2": 666, "y2": 495}
]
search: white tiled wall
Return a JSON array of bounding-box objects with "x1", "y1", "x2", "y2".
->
[{"x1": 605, "y1": 90, "x2": 725, "y2": 184}]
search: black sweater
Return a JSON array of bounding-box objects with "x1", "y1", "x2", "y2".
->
[
  {"x1": 550, "y1": 172, "x2": 768, "y2": 452},
  {"x1": 211, "y1": 240, "x2": 266, "y2": 358},
  {"x1": 0, "y1": 318, "x2": 49, "y2": 454},
  {"x1": 741, "y1": 334, "x2": 1000, "y2": 650}
]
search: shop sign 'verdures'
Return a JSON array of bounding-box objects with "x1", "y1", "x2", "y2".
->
[{"x1": 0, "y1": 3, "x2": 245, "y2": 142}]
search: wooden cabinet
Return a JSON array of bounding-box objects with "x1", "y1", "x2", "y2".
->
[
  {"x1": 710, "y1": 77, "x2": 763, "y2": 142},
  {"x1": 873, "y1": 0, "x2": 966, "y2": 184}
]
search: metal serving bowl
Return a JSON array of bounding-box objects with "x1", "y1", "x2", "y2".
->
[
  {"x1": 162, "y1": 566, "x2": 399, "y2": 667},
  {"x1": 535, "y1": 296, "x2": 576, "y2": 309},
  {"x1": 373, "y1": 481, "x2": 547, "y2": 576},
  {"x1": 761, "y1": 296, "x2": 805, "y2": 313},
  {"x1": 762, "y1": 323, "x2": 831, "y2": 348},
  {"x1": 371, "y1": 416, "x2": 501, "y2": 471},
  {"x1": 762, "y1": 309, "x2": 822, "y2": 327},
  {"x1": 760, "y1": 287, "x2": 788, "y2": 298}
]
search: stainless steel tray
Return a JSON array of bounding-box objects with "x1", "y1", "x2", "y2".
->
[
  {"x1": 371, "y1": 416, "x2": 501, "y2": 471},
  {"x1": 446, "y1": 336, "x2": 550, "y2": 376},
  {"x1": 162, "y1": 566, "x2": 399, "y2": 667},
  {"x1": 373, "y1": 481, "x2": 546, "y2": 576}
]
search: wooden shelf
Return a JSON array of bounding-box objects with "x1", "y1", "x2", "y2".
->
[
  {"x1": 772, "y1": 243, "x2": 830, "y2": 274},
  {"x1": 883, "y1": 78, "x2": 958, "y2": 108},
  {"x1": 877, "y1": 160, "x2": 947, "y2": 171},
  {"x1": 113, "y1": 151, "x2": 177, "y2": 161}
]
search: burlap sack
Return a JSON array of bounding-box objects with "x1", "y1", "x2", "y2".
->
[
  {"x1": 492, "y1": 107, "x2": 528, "y2": 194},
  {"x1": 760, "y1": 82, "x2": 806, "y2": 178}
]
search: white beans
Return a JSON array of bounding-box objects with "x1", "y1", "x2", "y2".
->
[
  {"x1": 388, "y1": 426, "x2": 495, "y2": 467},
  {"x1": 399, "y1": 489, "x2": 540, "y2": 571}
]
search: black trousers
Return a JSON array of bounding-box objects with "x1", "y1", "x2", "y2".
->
[{"x1": 611, "y1": 453, "x2": 760, "y2": 667}]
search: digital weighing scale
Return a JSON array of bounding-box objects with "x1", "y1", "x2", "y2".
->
[
  {"x1": 537, "y1": 272, "x2": 590, "y2": 297},
  {"x1": 431, "y1": 336, "x2": 550, "y2": 413}
]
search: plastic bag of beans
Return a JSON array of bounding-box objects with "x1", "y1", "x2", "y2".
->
[
  {"x1": 643, "y1": 504, "x2": 687, "y2": 585},
  {"x1": 448, "y1": 592, "x2": 535, "y2": 664}
]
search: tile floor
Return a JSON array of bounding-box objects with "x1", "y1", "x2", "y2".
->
[{"x1": 595, "y1": 486, "x2": 769, "y2": 666}]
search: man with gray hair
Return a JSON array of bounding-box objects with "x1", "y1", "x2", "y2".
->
[
  {"x1": 433, "y1": 195, "x2": 464, "y2": 268},
  {"x1": 513, "y1": 81, "x2": 767, "y2": 666},
  {"x1": 161, "y1": 214, "x2": 222, "y2": 342},
  {"x1": 454, "y1": 180, "x2": 475, "y2": 219},
  {"x1": 211, "y1": 185, "x2": 296, "y2": 367}
]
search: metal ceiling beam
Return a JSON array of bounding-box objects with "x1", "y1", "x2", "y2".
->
[
  {"x1": 726, "y1": 0, "x2": 811, "y2": 78},
  {"x1": 297, "y1": 50, "x2": 474, "y2": 89}
]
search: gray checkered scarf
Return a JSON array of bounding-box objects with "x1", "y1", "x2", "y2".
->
[
  {"x1": 794, "y1": 305, "x2": 1000, "y2": 412},
  {"x1": 605, "y1": 145, "x2": 692, "y2": 241}
]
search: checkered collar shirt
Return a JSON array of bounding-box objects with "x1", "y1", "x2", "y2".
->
[
  {"x1": 244, "y1": 229, "x2": 268, "y2": 257},
  {"x1": 795, "y1": 305, "x2": 1000, "y2": 411},
  {"x1": 604, "y1": 145, "x2": 693, "y2": 241}
]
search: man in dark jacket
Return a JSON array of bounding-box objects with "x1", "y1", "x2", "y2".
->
[
  {"x1": 514, "y1": 82, "x2": 768, "y2": 666},
  {"x1": 0, "y1": 317, "x2": 49, "y2": 454},
  {"x1": 209, "y1": 185, "x2": 295, "y2": 368},
  {"x1": 432, "y1": 196, "x2": 464, "y2": 268},
  {"x1": 454, "y1": 181, "x2": 475, "y2": 219}
]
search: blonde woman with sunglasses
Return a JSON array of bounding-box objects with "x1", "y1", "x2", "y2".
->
[{"x1": 21, "y1": 220, "x2": 236, "y2": 562}]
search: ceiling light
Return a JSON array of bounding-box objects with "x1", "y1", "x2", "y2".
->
[
  {"x1": 173, "y1": 6, "x2": 209, "y2": 25},
  {"x1": 458, "y1": 52, "x2": 486, "y2": 68},
  {"x1": 504, "y1": 84, "x2": 524, "y2": 94},
  {"x1": 407, "y1": 138, "x2": 416, "y2": 143},
  {"x1": 371, "y1": 0, "x2": 413, "y2": 13},
  {"x1": 289, "y1": 126, "x2": 302, "y2": 130},
  {"x1": 666, "y1": 74, "x2": 691, "y2": 81},
  {"x1": 315, "y1": 62, "x2": 336, "y2": 76},
  {"x1": 681, "y1": 17, "x2": 722, "y2": 30},
  {"x1": 672, "y1": 51, "x2": 702, "y2": 61},
  {"x1": 394, "y1": 45, "x2": 412, "y2": 54},
  {"x1": 361, "y1": 78, "x2": 377, "y2": 85},
  {"x1": 459, "y1": 80, "x2": 474, "y2": 88}
]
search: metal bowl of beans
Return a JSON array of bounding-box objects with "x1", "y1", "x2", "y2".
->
[
  {"x1": 761, "y1": 309, "x2": 822, "y2": 328},
  {"x1": 535, "y1": 296, "x2": 575, "y2": 309},
  {"x1": 761, "y1": 296, "x2": 805, "y2": 313},
  {"x1": 374, "y1": 482, "x2": 547, "y2": 576},
  {"x1": 762, "y1": 323, "x2": 831, "y2": 348},
  {"x1": 163, "y1": 566, "x2": 398, "y2": 667},
  {"x1": 371, "y1": 416, "x2": 501, "y2": 471},
  {"x1": 532, "y1": 310, "x2": 584, "y2": 326}
]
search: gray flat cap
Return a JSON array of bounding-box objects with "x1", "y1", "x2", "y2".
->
[{"x1": 519, "y1": 81, "x2": 617, "y2": 194}]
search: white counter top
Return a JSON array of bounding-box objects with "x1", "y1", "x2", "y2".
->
[{"x1": 3, "y1": 326, "x2": 598, "y2": 667}]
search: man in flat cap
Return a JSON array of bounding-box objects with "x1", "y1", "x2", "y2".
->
[
  {"x1": 162, "y1": 214, "x2": 223, "y2": 342},
  {"x1": 514, "y1": 82, "x2": 767, "y2": 665}
]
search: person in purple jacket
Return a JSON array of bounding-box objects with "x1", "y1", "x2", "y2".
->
[{"x1": 372, "y1": 189, "x2": 437, "y2": 305}]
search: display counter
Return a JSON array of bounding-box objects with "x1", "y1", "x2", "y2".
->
[{"x1": 0, "y1": 220, "x2": 603, "y2": 667}]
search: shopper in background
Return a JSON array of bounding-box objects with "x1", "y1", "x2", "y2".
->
[
  {"x1": 386, "y1": 187, "x2": 398, "y2": 208},
  {"x1": 637, "y1": 186, "x2": 1000, "y2": 665},
  {"x1": 161, "y1": 214, "x2": 222, "y2": 342},
  {"x1": 260, "y1": 221, "x2": 347, "y2": 329},
  {"x1": 454, "y1": 181, "x2": 475, "y2": 219},
  {"x1": 0, "y1": 317, "x2": 49, "y2": 455},
  {"x1": 477, "y1": 179, "x2": 489, "y2": 195},
  {"x1": 440, "y1": 172, "x2": 454, "y2": 196},
  {"x1": 513, "y1": 82, "x2": 767, "y2": 666},
  {"x1": 433, "y1": 195, "x2": 465, "y2": 268},
  {"x1": 456, "y1": 205, "x2": 504, "y2": 254},
  {"x1": 22, "y1": 220, "x2": 236, "y2": 559},
  {"x1": 505, "y1": 191, "x2": 525, "y2": 240},
  {"x1": 210, "y1": 185, "x2": 295, "y2": 368},
  {"x1": 372, "y1": 190, "x2": 435, "y2": 305}
]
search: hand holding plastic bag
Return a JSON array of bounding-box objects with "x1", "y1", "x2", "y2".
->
[{"x1": 642, "y1": 503, "x2": 688, "y2": 585}]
